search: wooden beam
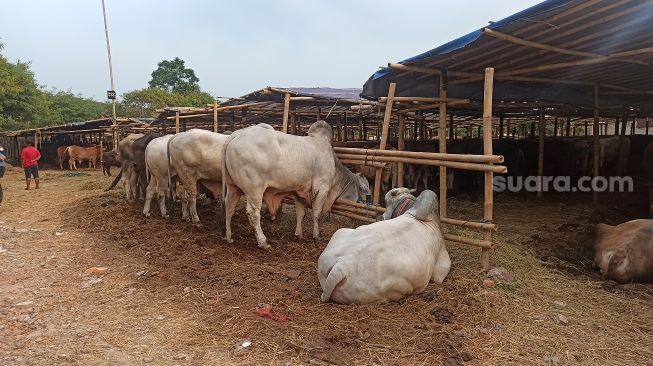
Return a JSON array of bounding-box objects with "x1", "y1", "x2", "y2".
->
[
  {"x1": 282, "y1": 93, "x2": 290, "y2": 133},
  {"x1": 373, "y1": 82, "x2": 396, "y2": 205},
  {"x1": 481, "y1": 28, "x2": 649, "y2": 66},
  {"x1": 397, "y1": 114, "x2": 405, "y2": 187},
  {"x1": 537, "y1": 108, "x2": 545, "y2": 198},
  {"x1": 175, "y1": 111, "x2": 180, "y2": 134},
  {"x1": 213, "y1": 100, "x2": 218, "y2": 133},
  {"x1": 481, "y1": 67, "x2": 494, "y2": 271}
]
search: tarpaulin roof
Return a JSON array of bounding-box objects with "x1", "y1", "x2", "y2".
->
[
  {"x1": 362, "y1": 0, "x2": 653, "y2": 114},
  {"x1": 238, "y1": 87, "x2": 365, "y2": 103}
]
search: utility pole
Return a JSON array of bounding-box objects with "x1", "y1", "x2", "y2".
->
[{"x1": 101, "y1": 0, "x2": 118, "y2": 149}]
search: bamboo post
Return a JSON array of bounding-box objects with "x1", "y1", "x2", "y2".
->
[
  {"x1": 584, "y1": 120, "x2": 588, "y2": 136},
  {"x1": 397, "y1": 114, "x2": 406, "y2": 187},
  {"x1": 290, "y1": 113, "x2": 296, "y2": 135},
  {"x1": 537, "y1": 108, "x2": 545, "y2": 198},
  {"x1": 373, "y1": 82, "x2": 396, "y2": 204},
  {"x1": 439, "y1": 71, "x2": 448, "y2": 218},
  {"x1": 213, "y1": 100, "x2": 218, "y2": 133},
  {"x1": 336, "y1": 114, "x2": 343, "y2": 141},
  {"x1": 647, "y1": 120, "x2": 650, "y2": 135},
  {"x1": 506, "y1": 118, "x2": 512, "y2": 139},
  {"x1": 593, "y1": 85, "x2": 600, "y2": 206},
  {"x1": 175, "y1": 111, "x2": 180, "y2": 134},
  {"x1": 481, "y1": 68, "x2": 494, "y2": 271},
  {"x1": 282, "y1": 93, "x2": 290, "y2": 133},
  {"x1": 631, "y1": 116, "x2": 636, "y2": 135},
  {"x1": 498, "y1": 113, "x2": 504, "y2": 139},
  {"x1": 553, "y1": 117, "x2": 558, "y2": 137},
  {"x1": 566, "y1": 114, "x2": 571, "y2": 136}
]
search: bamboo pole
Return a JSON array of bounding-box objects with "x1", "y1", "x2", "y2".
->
[
  {"x1": 213, "y1": 100, "x2": 218, "y2": 133},
  {"x1": 330, "y1": 209, "x2": 376, "y2": 223},
  {"x1": 397, "y1": 114, "x2": 406, "y2": 187},
  {"x1": 379, "y1": 96, "x2": 468, "y2": 104},
  {"x1": 537, "y1": 108, "x2": 545, "y2": 198},
  {"x1": 593, "y1": 84, "x2": 600, "y2": 207},
  {"x1": 333, "y1": 147, "x2": 504, "y2": 163},
  {"x1": 444, "y1": 234, "x2": 492, "y2": 249},
  {"x1": 282, "y1": 93, "x2": 291, "y2": 133},
  {"x1": 339, "y1": 159, "x2": 386, "y2": 168},
  {"x1": 481, "y1": 67, "x2": 494, "y2": 270},
  {"x1": 335, "y1": 154, "x2": 507, "y2": 173},
  {"x1": 439, "y1": 72, "x2": 448, "y2": 218},
  {"x1": 373, "y1": 83, "x2": 396, "y2": 204},
  {"x1": 566, "y1": 114, "x2": 571, "y2": 136},
  {"x1": 175, "y1": 111, "x2": 180, "y2": 134}
]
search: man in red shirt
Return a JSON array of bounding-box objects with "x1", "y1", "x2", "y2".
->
[{"x1": 21, "y1": 141, "x2": 41, "y2": 190}]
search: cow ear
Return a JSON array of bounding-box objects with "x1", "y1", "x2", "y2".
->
[
  {"x1": 390, "y1": 189, "x2": 398, "y2": 197},
  {"x1": 594, "y1": 223, "x2": 612, "y2": 246}
]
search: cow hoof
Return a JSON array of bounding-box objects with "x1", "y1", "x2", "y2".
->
[
  {"x1": 258, "y1": 242, "x2": 271, "y2": 250},
  {"x1": 143, "y1": 212, "x2": 150, "y2": 218},
  {"x1": 295, "y1": 233, "x2": 304, "y2": 239},
  {"x1": 223, "y1": 237, "x2": 234, "y2": 243},
  {"x1": 192, "y1": 222, "x2": 203, "y2": 228},
  {"x1": 163, "y1": 215, "x2": 170, "y2": 219}
]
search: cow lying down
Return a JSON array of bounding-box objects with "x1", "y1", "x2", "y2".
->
[
  {"x1": 594, "y1": 219, "x2": 653, "y2": 283},
  {"x1": 318, "y1": 188, "x2": 451, "y2": 304}
]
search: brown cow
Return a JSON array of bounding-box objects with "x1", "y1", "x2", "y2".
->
[
  {"x1": 66, "y1": 146, "x2": 102, "y2": 170},
  {"x1": 594, "y1": 219, "x2": 653, "y2": 283},
  {"x1": 57, "y1": 146, "x2": 69, "y2": 170}
]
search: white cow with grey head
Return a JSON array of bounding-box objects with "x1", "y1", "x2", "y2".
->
[
  {"x1": 318, "y1": 189, "x2": 451, "y2": 304},
  {"x1": 222, "y1": 121, "x2": 370, "y2": 250}
]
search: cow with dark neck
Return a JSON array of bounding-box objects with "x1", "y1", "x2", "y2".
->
[{"x1": 223, "y1": 121, "x2": 370, "y2": 250}]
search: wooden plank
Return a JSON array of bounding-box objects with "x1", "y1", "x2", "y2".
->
[
  {"x1": 175, "y1": 111, "x2": 180, "y2": 134},
  {"x1": 282, "y1": 93, "x2": 290, "y2": 133},
  {"x1": 373, "y1": 83, "x2": 396, "y2": 205},
  {"x1": 213, "y1": 100, "x2": 218, "y2": 133},
  {"x1": 397, "y1": 114, "x2": 406, "y2": 187},
  {"x1": 481, "y1": 67, "x2": 494, "y2": 270}
]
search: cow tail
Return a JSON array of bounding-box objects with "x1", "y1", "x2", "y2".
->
[
  {"x1": 105, "y1": 170, "x2": 122, "y2": 191},
  {"x1": 221, "y1": 133, "x2": 238, "y2": 204},
  {"x1": 320, "y1": 262, "x2": 346, "y2": 303}
]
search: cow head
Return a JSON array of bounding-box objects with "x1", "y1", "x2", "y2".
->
[
  {"x1": 354, "y1": 173, "x2": 371, "y2": 201},
  {"x1": 382, "y1": 187, "x2": 416, "y2": 220}
]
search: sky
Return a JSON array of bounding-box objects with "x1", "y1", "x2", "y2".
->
[{"x1": 0, "y1": 0, "x2": 543, "y2": 101}]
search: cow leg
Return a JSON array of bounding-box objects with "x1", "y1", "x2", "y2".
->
[
  {"x1": 311, "y1": 189, "x2": 329, "y2": 240},
  {"x1": 245, "y1": 194, "x2": 269, "y2": 250},
  {"x1": 224, "y1": 185, "x2": 242, "y2": 243},
  {"x1": 294, "y1": 197, "x2": 306, "y2": 239},
  {"x1": 188, "y1": 183, "x2": 202, "y2": 226},
  {"x1": 143, "y1": 175, "x2": 157, "y2": 217},
  {"x1": 157, "y1": 179, "x2": 169, "y2": 219},
  {"x1": 128, "y1": 167, "x2": 139, "y2": 202}
]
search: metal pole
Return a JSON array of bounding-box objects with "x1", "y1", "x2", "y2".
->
[{"x1": 101, "y1": 0, "x2": 118, "y2": 149}]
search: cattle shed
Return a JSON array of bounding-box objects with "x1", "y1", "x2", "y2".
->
[{"x1": 0, "y1": 117, "x2": 153, "y2": 166}]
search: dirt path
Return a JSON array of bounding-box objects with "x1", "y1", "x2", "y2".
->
[{"x1": 1, "y1": 168, "x2": 652, "y2": 366}]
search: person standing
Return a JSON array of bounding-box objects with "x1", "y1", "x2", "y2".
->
[{"x1": 21, "y1": 141, "x2": 41, "y2": 190}]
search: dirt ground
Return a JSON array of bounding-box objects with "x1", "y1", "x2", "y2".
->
[{"x1": 1, "y1": 167, "x2": 652, "y2": 366}]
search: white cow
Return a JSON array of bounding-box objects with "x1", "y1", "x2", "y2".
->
[
  {"x1": 169, "y1": 129, "x2": 230, "y2": 225},
  {"x1": 143, "y1": 134, "x2": 175, "y2": 218},
  {"x1": 223, "y1": 121, "x2": 370, "y2": 249},
  {"x1": 318, "y1": 189, "x2": 450, "y2": 304}
]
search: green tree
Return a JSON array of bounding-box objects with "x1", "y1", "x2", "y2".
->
[
  {"x1": 148, "y1": 57, "x2": 200, "y2": 94},
  {"x1": 120, "y1": 87, "x2": 213, "y2": 117},
  {"x1": 47, "y1": 89, "x2": 110, "y2": 123}
]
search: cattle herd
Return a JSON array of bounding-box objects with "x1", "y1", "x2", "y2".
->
[{"x1": 51, "y1": 122, "x2": 653, "y2": 300}]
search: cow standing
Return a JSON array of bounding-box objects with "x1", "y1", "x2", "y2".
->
[
  {"x1": 57, "y1": 146, "x2": 69, "y2": 170},
  {"x1": 66, "y1": 146, "x2": 102, "y2": 170},
  {"x1": 318, "y1": 189, "x2": 450, "y2": 304},
  {"x1": 223, "y1": 121, "x2": 370, "y2": 249},
  {"x1": 143, "y1": 135, "x2": 175, "y2": 218},
  {"x1": 168, "y1": 129, "x2": 230, "y2": 225},
  {"x1": 106, "y1": 134, "x2": 144, "y2": 200},
  {"x1": 102, "y1": 150, "x2": 121, "y2": 176}
]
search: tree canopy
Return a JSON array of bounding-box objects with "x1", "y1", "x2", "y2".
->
[
  {"x1": 148, "y1": 57, "x2": 200, "y2": 94},
  {"x1": 120, "y1": 87, "x2": 213, "y2": 117}
]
